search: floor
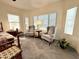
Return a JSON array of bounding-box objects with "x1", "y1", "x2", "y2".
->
[{"x1": 19, "y1": 37, "x2": 79, "y2": 59}]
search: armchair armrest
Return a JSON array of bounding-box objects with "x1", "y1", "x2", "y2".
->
[
  {"x1": 40, "y1": 31, "x2": 47, "y2": 34},
  {"x1": 50, "y1": 34, "x2": 54, "y2": 37},
  {"x1": 50, "y1": 34, "x2": 55, "y2": 39},
  {"x1": 44, "y1": 32, "x2": 48, "y2": 34}
]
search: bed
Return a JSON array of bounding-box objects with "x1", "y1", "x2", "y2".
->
[
  {"x1": 0, "y1": 22, "x2": 15, "y2": 51},
  {"x1": 0, "y1": 22, "x2": 22, "y2": 59}
]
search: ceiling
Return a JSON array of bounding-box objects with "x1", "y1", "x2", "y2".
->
[{"x1": 1, "y1": 0, "x2": 61, "y2": 10}]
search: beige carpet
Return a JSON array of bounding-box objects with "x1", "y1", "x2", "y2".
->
[{"x1": 19, "y1": 37, "x2": 79, "y2": 59}]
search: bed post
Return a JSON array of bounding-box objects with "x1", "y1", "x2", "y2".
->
[{"x1": 0, "y1": 22, "x2": 3, "y2": 32}]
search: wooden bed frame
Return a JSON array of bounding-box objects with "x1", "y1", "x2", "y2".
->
[{"x1": 0, "y1": 22, "x2": 3, "y2": 32}]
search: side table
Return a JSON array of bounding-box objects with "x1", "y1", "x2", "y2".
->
[{"x1": 36, "y1": 30, "x2": 42, "y2": 38}]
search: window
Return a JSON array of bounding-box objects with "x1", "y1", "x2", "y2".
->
[
  {"x1": 25, "y1": 17, "x2": 29, "y2": 29},
  {"x1": 49, "y1": 13, "x2": 56, "y2": 26},
  {"x1": 38, "y1": 14, "x2": 48, "y2": 30},
  {"x1": 33, "y1": 16, "x2": 38, "y2": 29},
  {"x1": 33, "y1": 13, "x2": 57, "y2": 30},
  {"x1": 8, "y1": 14, "x2": 20, "y2": 30},
  {"x1": 64, "y1": 7, "x2": 78, "y2": 35}
]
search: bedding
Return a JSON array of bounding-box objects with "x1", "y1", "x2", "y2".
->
[
  {"x1": 0, "y1": 32, "x2": 15, "y2": 47},
  {"x1": 0, "y1": 32, "x2": 15, "y2": 40},
  {"x1": 0, "y1": 32, "x2": 15, "y2": 52},
  {"x1": 0, "y1": 22, "x2": 15, "y2": 40}
]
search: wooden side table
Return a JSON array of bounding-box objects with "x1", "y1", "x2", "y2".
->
[{"x1": 36, "y1": 30, "x2": 42, "y2": 38}]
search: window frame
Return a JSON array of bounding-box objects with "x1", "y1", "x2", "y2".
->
[
  {"x1": 64, "y1": 7, "x2": 78, "y2": 35},
  {"x1": 8, "y1": 14, "x2": 20, "y2": 30}
]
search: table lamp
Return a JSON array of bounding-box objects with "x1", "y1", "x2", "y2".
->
[{"x1": 36, "y1": 20, "x2": 42, "y2": 30}]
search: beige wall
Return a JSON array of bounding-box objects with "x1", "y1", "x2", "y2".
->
[
  {"x1": 62, "y1": 0, "x2": 79, "y2": 53},
  {"x1": 0, "y1": 2, "x2": 30, "y2": 32}
]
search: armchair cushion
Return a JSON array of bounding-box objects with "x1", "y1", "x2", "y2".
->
[{"x1": 41, "y1": 34, "x2": 54, "y2": 42}]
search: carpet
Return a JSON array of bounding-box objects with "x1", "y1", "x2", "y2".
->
[{"x1": 19, "y1": 37, "x2": 79, "y2": 59}]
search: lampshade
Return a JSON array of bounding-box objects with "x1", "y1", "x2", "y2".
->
[
  {"x1": 35, "y1": 20, "x2": 42, "y2": 29},
  {"x1": 36, "y1": 20, "x2": 42, "y2": 26}
]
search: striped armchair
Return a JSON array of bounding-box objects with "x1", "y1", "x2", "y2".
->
[{"x1": 41, "y1": 26, "x2": 56, "y2": 45}]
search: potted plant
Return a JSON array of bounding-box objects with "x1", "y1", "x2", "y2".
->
[{"x1": 59, "y1": 38, "x2": 69, "y2": 49}]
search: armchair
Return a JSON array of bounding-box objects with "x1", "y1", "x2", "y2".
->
[
  {"x1": 25, "y1": 25, "x2": 35, "y2": 37},
  {"x1": 41, "y1": 26, "x2": 56, "y2": 45}
]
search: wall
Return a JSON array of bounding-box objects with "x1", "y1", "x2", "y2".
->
[
  {"x1": 62, "y1": 0, "x2": 79, "y2": 53},
  {"x1": 0, "y1": 2, "x2": 30, "y2": 31}
]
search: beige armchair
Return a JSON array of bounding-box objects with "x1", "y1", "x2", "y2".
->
[
  {"x1": 25, "y1": 25, "x2": 35, "y2": 37},
  {"x1": 41, "y1": 26, "x2": 56, "y2": 45}
]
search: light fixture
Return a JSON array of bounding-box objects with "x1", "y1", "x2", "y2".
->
[{"x1": 12, "y1": 0, "x2": 16, "y2": 1}]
